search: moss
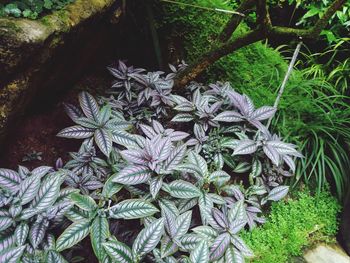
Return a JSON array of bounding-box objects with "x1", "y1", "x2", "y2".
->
[
  {"x1": 241, "y1": 189, "x2": 340, "y2": 263},
  {"x1": 158, "y1": 0, "x2": 288, "y2": 103}
]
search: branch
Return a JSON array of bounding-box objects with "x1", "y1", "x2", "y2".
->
[
  {"x1": 270, "y1": 0, "x2": 346, "y2": 39},
  {"x1": 217, "y1": 0, "x2": 255, "y2": 43},
  {"x1": 175, "y1": 29, "x2": 265, "y2": 88}
]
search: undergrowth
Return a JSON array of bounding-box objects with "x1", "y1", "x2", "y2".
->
[{"x1": 241, "y1": 188, "x2": 340, "y2": 263}]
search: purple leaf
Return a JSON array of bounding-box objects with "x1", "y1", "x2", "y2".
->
[
  {"x1": 250, "y1": 106, "x2": 276, "y2": 121},
  {"x1": 214, "y1": 111, "x2": 243, "y2": 122},
  {"x1": 78, "y1": 92, "x2": 100, "y2": 122},
  {"x1": 57, "y1": 126, "x2": 94, "y2": 139},
  {"x1": 267, "y1": 185, "x2": 289, "y2": 201},
  {"x1": 209, "y1": 233, "x2": 231, "y2": 261},
  {"x1": 233, "y1": 139, "x2": 257, "y2": 155},
  {"x1": 112, "y1": 165, "x2": 152, "y2": 185},
  {"x1": 263, "y1": 144, "x2": 280, "y2": 166}
]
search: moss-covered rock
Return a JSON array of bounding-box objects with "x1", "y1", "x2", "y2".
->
[{"x1": 0, "y1": 0, "x2": 120, "y2": 143}]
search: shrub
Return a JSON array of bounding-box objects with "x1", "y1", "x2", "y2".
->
[
  {"x1": 0, "y1": 0, "x2": 74, "y2": 19},
  {"x1": 0, "y1": 61, "x2": 302, "y2": 262},
  {"x1": 157, "y1": 0, "x2": 350, "y2": 199},
  {"x1": 241, "y1": 189, "x2": 340, "y2": 263}
]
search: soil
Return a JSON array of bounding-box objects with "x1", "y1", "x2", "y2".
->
[{"x1": 0, "y1": 70, "x2": 110, "y2": 170}]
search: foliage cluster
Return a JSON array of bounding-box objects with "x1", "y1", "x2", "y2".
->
[
  {"x1": 158, "y1": 0, "x2": 350, "y2": 199},
  {"x1": 0, "y1": 0, "x2": 74, "y2": 19},
  {"x1": 242, "y1": 189, "x2": 340, "y2": 263},
  {"x1": 0, "y1": 60, "x2": 302, "y2": 262}
]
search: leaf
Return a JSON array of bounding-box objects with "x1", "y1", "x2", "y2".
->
[
  {"x1": 57, "y1": 125, "x2": 94, "y2": 139},
  {"x1": 266, "y1": 141, "x2": 302, "y2": 157},
  {"x1": 74, "y1": 117, "x2": 100, "y2": 128},
  {"x1": 112, "y1": 165, "x2": 152, "y2": 185},
  {"x1": 71, "y1": 193, "x2": 97, "y2": 212},
  {"x1": 233, "y1": 161, "x2": 251, "y2": 173},
  {"x1": 109, "y1": 199, "x2": 159, "y2": 219},
  {"x1": 0, "y1": 245, "x2": 26, "y2": 263},
  {"x1": 120, "y1": 150, "x2": 147, "y2": 165},
  {"x1": 79, "y1": 91, "x2": 100, "y2": 121},
  {"x1": 29, "y1": 218, "x2": 48, "y2": 248},
  {"x1": 160, "y1": 235, "x2": 178, "y2": 258},
  {"x1": 111, "y1": 130, "x2": 138, "y2": 147},
  {"x1": 0, "y1": 168, "x2": 21, "y2": 191},
  {"x1": 228, "y1": 200, "x2": 246, "y2": 225},
  {"x1": 103, "y1": 240, "x2": 133, "y2": 263},
  {"x1": 91, "y1": 216, "x2": 110, "y2": 261},
  {"x1": 163, "y1": 145, "x2": 187, "y2": 172},
  {"x1": 56, "y1": 220, "x2": 90, "y2": 252},
  {"x1": 250, "y1": 159, "x2": 262, "y2": 178},
  {"x1": 150, "y1": 176, "x2": 163, "y2": 198},
  {"x1": 230, "y1": 235, "x2": 253, "y2": 257},
  {"x1": 95, "y1": 129, "x2": 113, "y2": 157},
  {"x1": 267, "y1": 186, "x2": 289, "y2": 201},
  {"x1": 98, "y1": 105, "x2": 112, "y2": 125},
  {"x1": 209, "y1": 232, "x2": 231, "y2": 261},
  {"x1": 225, "y1": 245, "x2": 244, "y2": 263},
  {"x1": 250, "y1": 106, "x2": 276, "y2": 121},
  {"x1": 0, "y1": 210, "x2": 13, "y2": 232},
  {"x1": 233, "y1": 139, "x2": 257, "y2": 155},
  {"x1": 46, "y1": 251, "x2": 68, "y2": 263},
  {"x1": 179, "y1": 234, "x2": 201, "y2": 251},
  {"x1": 174, "y1": 211, "x2": 192, "y2": 238},
  {"x1": 192, "y1": 226, "x2": 218, "y2": 240},
  {"x1": 168, "y1": 180, "x2": 201, "y2": 199},
  {"x1": 188, "y1": 151, "x2": 208, "y2": 176},
  {"x1": 171, "y1": 113, "x2": 194, "y2": 122},
  {"x1": 63, "y1": 102, "x2": 83, "y2": 121},
  {"x1": 102, "y1": 177, "x2": 123, "y2": 198},
  {"x1": 132, "y1": 218, "x2": 164, "y2": 258},
  {"x1": 190, "y1": 240, "x2": 209, "y2": 263},
  {"x1": 214, "y1": 111, "x2": 243, "y2": 122},
  {"x1": 15, "y1": 223, "x2": 29, "y2": 246},
  {"x1": 18, "y1": 173, "x2": 41, "y2": 205},
  {"x1": 263, "y1": 144, "x2": 280, "y2": 166},
  {"x1": 208, "y1": 171, "x2": 230, "y2": 185},
  {"x1": 31, "y1": 174, "x2": 61, "y2": 212}
]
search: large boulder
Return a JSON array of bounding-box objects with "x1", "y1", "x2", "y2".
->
[{"x1": 0, "y1": 0, "x2": 121, "y2": 143}]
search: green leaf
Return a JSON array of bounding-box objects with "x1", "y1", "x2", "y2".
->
[
  {"x1": 56, "y1": 220, "x2": 90, "y2": 252},
  {"x1": 132, "y1": 218, "x2": 164, "y2": 258},
  {"x1": 168, "y1": 180, "x2": 201, "y2": 199},
  {"x1": 109, "y1": 199, "x2": 159, "y2": 219},
  {"x1": 190, "y1": 240, "x2": 209, "y2": 263},
  {"x1": 91, "y1": 216, "x2": 110, "y2": 261},
  {"x1": 71, "y1": 193, "x2": 97, "y2": 212},
  {"x1": 103, "y1": 240, "x2": 133, "y2": 263},
  {"x1": 31, "y1": 174, "x2": 61, "y2": 212}
]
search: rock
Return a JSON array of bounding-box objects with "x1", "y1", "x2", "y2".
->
[
  {"x1": 303, "y1": 243, "x2": 350, "y2": 263},
  {"x1": 0, "y1": 0, "x2": 121, "y2": 144}
]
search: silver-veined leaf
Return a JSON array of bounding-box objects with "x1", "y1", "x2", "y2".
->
[
  {"x1": 267, "y1": 186, "x2": 289, "y2": 202},
  {"x1": 0, "y1": 210, "x2": 13, "y2": 231},
  {"x1": 132, "y1": 218, "x2": 164, "y2": 258},
  {"x1": 17, "y1": 173, "x2": 41, "y2": 205},
  {"x1": 233, "y1": 139, "x2": 257, "y2": 156},
  {"x1": 103, "y1": 240, "x2": 133, "y2": 263},
  {"x1": 56, "y1": 220, "x2": 90, "y2": 252},
  {"x1": 168, "y1": 180, "x2": 201, "y2": 199},
  {"x1": 79, "y1": 91, "x2": 100, "y2": 121},
  {"x1": 70, "y1": 193, "x2": 97, "y2": 212},
  {"x1": 109, "y1": 199, "x2": 158, "y2": 219},
  {"x1": 174, "y1": 211, "x2": 192, "y2": 238},
  {"x1": 209, "y1": 232, "x2": 231, "y2": 261},
  {"x1": 95, "y1": 128, "x2": 113, "y2": 157},
  {"x1": 31, "y1": 174, "x2": 61, "y2": 212},
  {"x1": 213, "y1": 111, "x2": 243, "y2": 122},
  {"x1": 230, "y1": 235, "x2": 254, "y2": 257},
  {"x1": 161, "y1": 235, "x2": 178, "y2": 258},
  {"x1": 57, "y1": 125, "x2": 94, "y2": 139},
  {"x1": 15, "y1": 223, "x2": 29, "y2": 246},
  {"x1": 112, "y1": 165, "x2": 151, "y2": 185},
  {"x1": 29, "y1": 217, "x2": 48, "y2": 248},
  {"x1": 171, "y1": 113, "x2": 194, "y2": 122},
  {"x1": 91, "y1": 216, "x2": 110, "y2": 261},
  {"x1": 250, "y1": 106, "x2": 276, "y2": 121},
  {"x1": 46, "y1": 250, "x2": 68, "y2": 263},
  {"x1": 190, "y1": 240, "x2": 209, "y2": 263},
  {"x1": 0, "y1": 168, "x2": 20, "y2": 191},
  {"x1": 0, "y1": 245, "x2": 26, "y2": 263}
]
